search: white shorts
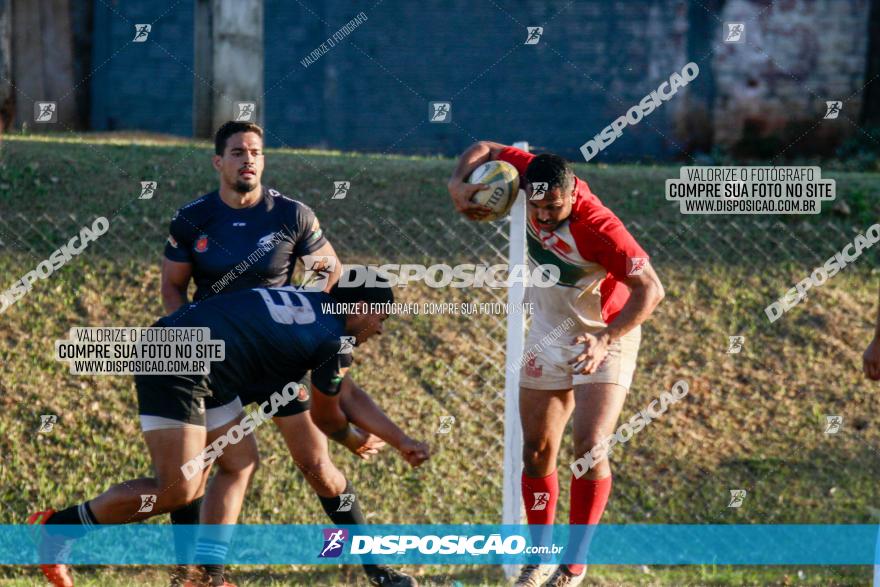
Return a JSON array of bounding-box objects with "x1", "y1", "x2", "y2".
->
[
  {"x1": 519, "y1": 324, "x2": 641, "y2": 391},
  {"x1": 139, "y1": 397, "x2": 243, "y2": 432}
]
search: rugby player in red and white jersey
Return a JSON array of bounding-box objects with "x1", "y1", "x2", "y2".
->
[{"x1": 448, "y1": 142, "x2": 664, "y2": 586}]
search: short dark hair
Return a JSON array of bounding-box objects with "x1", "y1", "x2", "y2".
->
[
  {"x1": 329, "y1": 266, "x2": 395, "y2": 306},
  {"x1": 214, "y1": 121, "x2": 264, "y2": 155},
  {"x1": 525, "y1": 153, "x2": 574, "y2": 194}
]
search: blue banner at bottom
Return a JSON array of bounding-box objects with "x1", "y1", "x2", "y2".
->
[{"x1": 7, "y1": 524, "x2": 880, "y2": 565}]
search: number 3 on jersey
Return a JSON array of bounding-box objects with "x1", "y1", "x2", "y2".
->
[{"x1": 256, "y1": 287, "x2": 316, "y2": 325}]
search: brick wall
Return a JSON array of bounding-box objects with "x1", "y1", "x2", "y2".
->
[
  {"x1": 86, "y1": 0, "x2": 872, "y2": 160},
  {"x1": 713, "y1": 0, "x2": 871, "y2": 156},
  {"x1": 90, "y1": 1, "x2": 193, "y2": 135}
]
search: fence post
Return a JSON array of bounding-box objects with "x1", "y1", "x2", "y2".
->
[{"x1": 502, "y1": 140, "x2": 529, "y2": 578}]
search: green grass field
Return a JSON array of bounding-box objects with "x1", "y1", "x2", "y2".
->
[{"x1": 1, "y1": 134, "x2": 880, "y2": 585}]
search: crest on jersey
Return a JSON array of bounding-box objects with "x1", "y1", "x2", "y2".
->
[
  {"x1": 525, "y1": 357, "x2": 543, "y2": 378},
  {"x1": 194, "y1": 234, "x2": 209, "y2": 253}
]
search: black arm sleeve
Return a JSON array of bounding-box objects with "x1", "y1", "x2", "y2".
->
[{"x1": 310, "y1": 338, "x2": 354, "y2": 396}]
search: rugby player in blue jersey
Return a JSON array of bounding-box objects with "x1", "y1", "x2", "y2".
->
[
  {"x1": 154, "y1": 122, "x2": 417, "y2": 586},
  {"x1": 30, "y1": 269, "x2": 429, "y2": 587}
]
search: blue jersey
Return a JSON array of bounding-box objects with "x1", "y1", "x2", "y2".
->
[
  {"x1": 157, "y1": 287, "x2": 351, "y2": 397},
  {"x1": 164, "y1": 187, "x2": 327, "y2": 301}
]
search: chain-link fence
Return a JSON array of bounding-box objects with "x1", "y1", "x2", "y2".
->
[
  {"x1": 2, "y1": 213, "x2": 877, "y2": 526},
  {"x1": 0, "y1": 212, "x2": 865, "y2": 269}
]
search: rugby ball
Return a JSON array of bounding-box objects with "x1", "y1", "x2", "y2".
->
[{"x1": 467, "y1": 160, "x2": 520, "y2": 221}]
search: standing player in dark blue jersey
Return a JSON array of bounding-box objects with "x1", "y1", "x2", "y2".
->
[
  {"x1": 30, "y1": 271, "x2": 430, "y2": 587},
  {"x1": 156, "y1": 122, "x2": 415, "y2": 586},
  {"x1": 160, "y1": 122, "x2": 340, "y2": 306}
]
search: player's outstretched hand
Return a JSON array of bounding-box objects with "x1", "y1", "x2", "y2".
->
[
  {"x1": 398, "y1": 437, "x2": 430, "y2": 468},
  {"x1": 863, "y1": 337, "x2": 880, "y2": 380},
  {"x1": 447, "y1": 179, "x2": 493, "y2": 221},
  {"x1": 347, "y1": 427, "x2": 387, "y2": 460},
  {"x1": 569, "y1": 331, "x2": 610, "y2": 375}
]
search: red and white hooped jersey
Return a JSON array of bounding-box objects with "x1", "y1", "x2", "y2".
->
[{"x1": 497, "y1": 146, "x2": 649, "y2": 333}]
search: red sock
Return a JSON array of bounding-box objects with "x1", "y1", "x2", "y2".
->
[
  {"x1": 567, "y1": 475, "x2": 612, "y2": 575},
  {"x1": 522, "y1": 470, "x2": 559, "y2": 525}
]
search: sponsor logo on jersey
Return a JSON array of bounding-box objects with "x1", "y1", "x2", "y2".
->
[
  {"x1": 257, "y1": 233, "x2": 279, "y2": 251},
  {"x1": 195, "y1": 234, "x2": 209, "y2": 253}
]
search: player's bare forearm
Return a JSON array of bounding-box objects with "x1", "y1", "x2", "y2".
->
[
  {"x1": 448, "y1": 141, "x2": 510, "y2": 220},
  {"x1": 160, "y1": 258, "x2": 192, "y2": 314},
  {"x1": 161, "y1": 285, "x2": 187, "y2": 315},
  {"x1": 340, "y1": 376, "x2": 408, "y2": 449},
  {"x1": 448, "y1": 141, "x2": 507, "y2": 185},
  {"x1": 325, "y1": 258, "x2": 342, "y2": 292},
  {"x1": 310, "y1": 386, "x2": 350, "y2": 438},
  {"x1": 598, "y1": 265, "x2": 665, "y2": 342}
]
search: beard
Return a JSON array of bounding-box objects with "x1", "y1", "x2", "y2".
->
[{"x1": 233, "y1": 177, "x2": 257, "y2": 193}]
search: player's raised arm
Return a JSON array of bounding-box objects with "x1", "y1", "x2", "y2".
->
[{"x1": 447, "y1": 140, "x2": 509, "y2": 220}]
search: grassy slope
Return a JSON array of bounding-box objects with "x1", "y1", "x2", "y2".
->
[{"x1": 1, "y1": 135, "x2": 879, "y2": 585}]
